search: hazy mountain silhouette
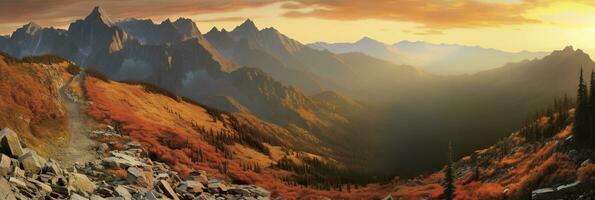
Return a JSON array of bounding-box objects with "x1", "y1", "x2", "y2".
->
[
  {"x1": 310, "y1": 37, "x2": 548, "y2": 75},
  {"x1": 372, "y1": 46, "x2": 594, "y2": 175}
]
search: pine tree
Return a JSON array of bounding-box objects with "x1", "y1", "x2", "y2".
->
[
  {"x1": 574, "y1": 68, "x2": 590, "y2": 147},
  {"x1": 442, "y1": 142, "x2": 455, "y2": 200},
  {"x1": 590, "y1": 71, "x2": 595, "y2": 146}
]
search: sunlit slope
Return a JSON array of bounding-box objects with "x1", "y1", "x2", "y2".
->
[{"x1": 0, "y1": 53, "x2": 78, "y2": 155}]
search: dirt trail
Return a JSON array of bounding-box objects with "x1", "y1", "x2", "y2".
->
[{"x1": 52, "y1": 72, "x2": 98, "y2": 167}]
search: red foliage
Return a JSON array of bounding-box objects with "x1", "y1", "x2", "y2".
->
[{"x1": 84, "y1": 76, "x2": 403, "y2": 199}]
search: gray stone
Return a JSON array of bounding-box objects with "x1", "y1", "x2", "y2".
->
[
  {"x1": 44, "y1": 160, "x2": 64, "y2": 176},
  {"x1": 126, "y1": 167, "x2": 153, "y2": 188},
  {"x1": 114, "y1": 185, "x2": 132, "y2": 200},
  {"x1": 184, "y1": 180, "x2": 204, "y2": 193},
  {"x1": 158, "y1": 180, "x2": 179, "y2": 200},
  {"x1": 0, "y1": 128, "x2": 24, "y2": 158},
  {"x1": 207, "y1": 182, "x2": 228, "y2": 193},
  {"x1": 143, "y1": 191, "x2": 158, "y2": 200},
  {"x1": 68, "y1": 173, "x2": 96, "y2": 193}
]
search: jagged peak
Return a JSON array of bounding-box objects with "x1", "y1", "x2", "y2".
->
[
  {"x1": 161, "y1": 18, "x2": 173, "y2": 24},
  {"x1": 207, "y1": 27, "x2": 220, "y2": 34},
  {"x1": 233, "y1": 18, "x2": 259, "y2": 33},
  {"x1": 174, "y1": 17, "x2": 193, "y2": 23},
  {"x1": 221, "y1": 28, "x2": 229, "y2": 33},
  {"x1": 85, "y1": 6, "x2": 114, "y2": 26}
]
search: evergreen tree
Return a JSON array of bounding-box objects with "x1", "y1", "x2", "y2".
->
[
  {"x1": 590, "y1": 71, "x2": 595, "y2": 146},
  {"x1": 574, "y1": 68, "x2": 590, "y2": 147},
  {"x1": 442, "y1": 142, "x2": 455, "y2": 200}
]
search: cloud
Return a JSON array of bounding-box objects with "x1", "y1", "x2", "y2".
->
[
  {"x1": 0, "y1": 0, "x2": 279, "y2": 33},
  {"x1": 280, "y1": 0, "x2": 547, "y2": 29}
]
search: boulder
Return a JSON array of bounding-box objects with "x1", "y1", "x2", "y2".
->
[
  {"x1": 18, "y1": 150, "x2": 44, "y2": 174},
  {"x1": 188, "y1": 171, "x2": 209, "y2": 184},
  {"x1": 158, "y1": 180, "x2": 179, "y2": 200},
  {"x1": 0, "y1": 154, "x2": 11, "y2": 176},
  {"x1": 184, "y1": 180, "x2": 204, "y2": 193},
  {"x1": 207, "y1": 182, "x2": 228, "y2": 193},
  {"x1": 126, "y1": 166, "x2": 153, "y2": 188},
  {"x1": 102, "y1": 152, "x2": 146, "y2": 169},
  {"x1": 68, "y1": 173, "x2": 96, "y2": 193},
  {"x1": 114, "y1": 185, "x2": 132, "y2": 200},
  {"x1": 0, "y1": 128, "x2": 24, "y2": 157},
  {"x1": 43, "y1": 159, "x2": 64, "y2": 176}
]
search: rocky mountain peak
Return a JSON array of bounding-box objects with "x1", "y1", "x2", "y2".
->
[
  {"x1": 85, "y1": 6, "x2": 114, "y2": 27},
  {"x1": 232, "y1": 19, "x2": 259, "y2": 36},
  {"x1": 11, "y1": 22, "x2": 42, "y2": 39},
  {"x1": 207, "y1": 27, "x2": 219, "y2": 34}
]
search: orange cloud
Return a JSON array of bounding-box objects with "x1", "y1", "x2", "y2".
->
[{"x1": 281, "y1": 0, "x2": 546, "y2": 29}]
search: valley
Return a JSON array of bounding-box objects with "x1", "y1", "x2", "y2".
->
[{"x1": 0, "y1": 4, "x2": 595, "y2": 200}]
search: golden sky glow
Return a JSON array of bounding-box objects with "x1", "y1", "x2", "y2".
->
[{"x1": 2, "y1": 0, "x2": 595, "y2": 54}]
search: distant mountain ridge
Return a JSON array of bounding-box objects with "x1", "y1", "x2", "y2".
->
[
  {"x1": 206, "y1": 20, "x2": 428, "y2": 100},
  {"x1": 309, "y1": 37, "x2": 548, "y2": 75}
]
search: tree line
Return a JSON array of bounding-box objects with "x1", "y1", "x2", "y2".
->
[{"x1": 573, "y1": 68, "x2": 595, "y2": 148}]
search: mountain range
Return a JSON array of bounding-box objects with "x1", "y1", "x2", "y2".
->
[
  {"x1": 309, "y1": 37, "x2": 548, "y2": 75},
  {"x1": 1, "y1": 6, "x2": 595, "y2": 195}
]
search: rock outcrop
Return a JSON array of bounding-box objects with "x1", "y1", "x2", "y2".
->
[{"x1": 0, "y1": 127, "x2": 271, "y2": 199}]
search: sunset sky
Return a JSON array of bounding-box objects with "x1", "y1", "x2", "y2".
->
[{"x1": 2, "y1": 0, "x2": 595, "y2": 54}]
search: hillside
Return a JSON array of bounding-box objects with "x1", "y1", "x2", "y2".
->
[
  {"x1": 82, "y1": 71, "x2": 395, "y2": 199},
  {"x1": 0, "y1": 53, "x2": 78, "y2": 155},
  {"x1": 372, "y1": 46, "x2": 595, "y2": 176}
]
